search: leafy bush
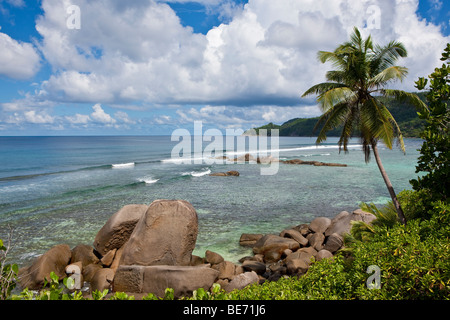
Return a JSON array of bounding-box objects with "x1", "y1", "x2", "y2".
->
[
  {"x1": 411, "y1": 43, "x2": 450, "y2": 207},
  {"x1": 0, "y1": 235, "x2": 19, "y2": 300}
]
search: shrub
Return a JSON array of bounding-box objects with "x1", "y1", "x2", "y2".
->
[{"x1": 0, "y1": 234, "x2": 19, "y2": 300}]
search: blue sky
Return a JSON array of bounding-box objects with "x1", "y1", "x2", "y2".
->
[{"x1": 0, "y1": 0, "x2": 449, "y2": 135}]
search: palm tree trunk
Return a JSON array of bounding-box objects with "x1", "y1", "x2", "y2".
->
[{"x1": 371, "y1": 142, "x2": 407, "y2": 225}]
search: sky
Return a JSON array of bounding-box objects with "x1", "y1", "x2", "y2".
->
[{"x1": 0, "y1": 0, "x2": 449, "y2": 136}]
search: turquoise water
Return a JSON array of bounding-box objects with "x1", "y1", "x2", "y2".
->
[{"x1": 0, "y1": 136, "x2": 423, "y2": 265}]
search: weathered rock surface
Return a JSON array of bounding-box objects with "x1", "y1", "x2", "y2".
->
[
  {"x1": 239, "y1": 233, "x2": 264, "y2": 247},
  {"x1": 281, "y1": 159, "x2": 347, "y2": 167},
  {"x1": 242, "y1": 260, "x2": 267, "y2": 275},
  {"x1": 316, "y1": 249, "x2": 334, "y2": 261},
  {"x1": 70, "y1": 244, "x2": 99, "y2": 267},
  {"x1": 113, "y1": 265, "x2": 219, "y2": 298},
  {"x1": 280, "y1": 229, "x2": 309, "y2": 247},
  {"x1": 205, "y1": 250, "x2": 224, "y2": 265},
  {"x1": 325, "y1": 209, "x2": 376, "y2": 236},
  {"x1": 323, "y1": 233, "x2": 344, "y2": 253},
  {"x1": 18, "y1": 244, "x2": 72, "y2": 290},
  {"x1": 309, "y1": 217, "x2": 332, "y2": 234},
  {"x1": 253, "y1": 235, "x2": 300, "y2": 255},
  {"x1": 18, "y1": 198, "x2": 378, "y2": 299},
  {"x1": 94, "y1": 204, "x2": 148, "y2": 255},
  {"x1": 90, "y1": 268, "x2": 114, "y2": 293},
  {"x1": 223, "y1": 271, "x2": 259, "y2": 292},
  {"x1": 209, "y1": 171, "x2": 240, "y2": 177},
  {"x1": 120, "y1": 200, "x2": 198, "y2": 267},
  {"x1": 212, "y1": 261, "x2": 236, "y2": 280}
]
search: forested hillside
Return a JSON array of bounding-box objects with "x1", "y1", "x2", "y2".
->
[{"x1": 250, "y1": 93, "x2": 426, "y2": 137}]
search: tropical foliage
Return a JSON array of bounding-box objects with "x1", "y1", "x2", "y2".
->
[
  {"x1": 410, "y1": 43, "x2": 450, "y2": 208},
  {"x1": 251, "y1": 95, "x2": 426, "y2": 138}
]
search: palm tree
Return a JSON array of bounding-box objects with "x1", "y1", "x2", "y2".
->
[{"x1": 302, "y1": 27, "x2": 428, "y2": 225}]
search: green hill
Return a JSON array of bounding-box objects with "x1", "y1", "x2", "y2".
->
[{"x1": 248, "y1": 93, "x2": 426, "y2": 138}]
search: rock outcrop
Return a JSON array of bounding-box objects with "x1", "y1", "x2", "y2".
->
[
  {"x1": 236, "y1": 209, "x2": 376, "y2": 282},
  {"x1": 18, "y1": 244, "x2": 72, "y2": 290},
  {"x1": 17, "y1": 201, "x2": 375, "y2": 299},
  {"x1": 93, "y1": 204, "x2": 148, "y2": 255},
  {"x1": 282, "y1": 159, "x2": 347, "y2": 167},
  {"x1": 119, "y1": 200, "x2": 198, "y2": 267},
  {"x1": 209, "y1": 171, "x2": 240, "y2": 176}
]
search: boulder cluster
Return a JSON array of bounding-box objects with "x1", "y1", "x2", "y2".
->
[
  {"x1": 17, "y1": 200, "x2": 375, "y2": 299},
  {"x1": 214, "y1": 153, "x2": 347, "y2": 167},
  {"x1": 237, "y1": 209, "x2": 376, "y2": 282}
]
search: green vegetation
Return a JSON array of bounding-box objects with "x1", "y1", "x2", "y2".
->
[
  {"x1": 251, "y1": 94, "x2": 426, "y2": 138},
  {"x1": 0, "y1": 230, "x2": 18, "y2": 300},
  {"x1": 410, "y1": 43, "x2": 450, "y2": 207},
  {"x1": 302, "y1": 27, "x2": 429, "y2": 224}
]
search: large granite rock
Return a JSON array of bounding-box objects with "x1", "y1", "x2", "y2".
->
[
  {"x1": 239, "y1": 234, "x2": 264, "y2": 247},
  {"x1": 93, "y1": 204, "x2": 148, "y2": 255},
  {"x1": 253, "y1": 234, "x2": 300, "y2": 263},
  {"x1": 18, "y1": 244, "x2": 72, "y2": 290},
  {"x1": 71, "y1": 244, "x2": 99, "y2": 266},
  {"x1": 309, "y1": 217, "x2": 332, "y2": 234},
  {"x1": 119, "y1": 200, "x2": 198, "y2": 267},
  {"x1": 113, "y1": 265, "x2": 219, "y2": 298},
  {"x1": 223, "y1": 271, "x2": 259, "y2": 292},
  {"x1": 325, "y1": 209, "x2": 376, "y2": 236}
]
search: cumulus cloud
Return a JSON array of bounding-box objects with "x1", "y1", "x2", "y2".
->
[
  {"x1": 2, "y1": 0, "x2": 450, "y2": 133},
  {"x1": 23, "y1": 110, "x2": 54, "y2": 124},
  {"x1": 173, "y1": 104, "x2": 321, "y2": 129},
  {"x1": 30, "y1": 0, "x2": 449, "y2": 109},
  {"x1": 65, "y1": 113, "x2": 91, "y2": 124},
  {"x1": 0, "y1": 32, "x2": 41, "y2": 79},
  {"x1": 90, "y1": 104, "x2": 116, "y2": 124}
]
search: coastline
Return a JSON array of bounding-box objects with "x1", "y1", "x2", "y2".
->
[
  {"x1": 0, "y1": 136, "x2": 422, "y2": 268},
  {"x1": 16, "y1": 199, "x2": 375, "y2": 299}
]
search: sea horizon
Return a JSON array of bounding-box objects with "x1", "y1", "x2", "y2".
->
[{"x1": 0, "y1": 135, "x2": 423, "y2": 266}]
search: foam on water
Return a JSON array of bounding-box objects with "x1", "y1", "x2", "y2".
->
[
  {"x1": 182, "y1": 169, "x2": 212, "y2": 177},
  {"x1": 0, "y1": 136, "x2": 423, "y2": 266},
  {"x1": 138, "y1": 177, "x2": 160, "y2": 184},
  {"x1": 112, "y1": 162, "x2": 135, "y2": 169}
]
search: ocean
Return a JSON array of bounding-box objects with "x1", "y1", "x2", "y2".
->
[{"x1": 0, "y1": 135, "x2": 423, "y2": 265}]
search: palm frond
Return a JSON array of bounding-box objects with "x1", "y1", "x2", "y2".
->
[
  {"x1": 371, "y1": 41, "x2": 408, "y2": 74},
  {"x1": 370, "y1": 66, "x2": 408, "y2": 88},
  {"x1": 325, "y1": 70, "x2": 347, "y2": 83},
  {"x1": 314, "y1": 102, "x2": 351, "y2": 144},
  {"x1": 337, "y1": 103, "x2": 358, "y2": 152},
  {"x1": 382, "y1": 89, "x2": 430, "y2": 116},
  {"x1": 317, "y1": 87, "x2": 356, "y2": 112},
  {"x1": 360, "y1": 98, "x2": 396, "y2": 150},
  {"x1": 349, "y1": 220, "x2": 376, "y2": 242},
  {"x1": 350, "y1": 27, "x2": 363, "y2": 50},
  {"x1": 360, "y1": 202, "x2": 398, "y2": 228},
  {"x1": 301, "y1": 82, "x2": 347, "y2": 98},
  {"x1": 317, "y1": 51, "x2": 347, "y2": 70}
]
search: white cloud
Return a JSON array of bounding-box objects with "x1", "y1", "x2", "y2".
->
[
  {"x1": 0, "y1": 32, "x2": 40, "y2": 80},
  {"x1": 173, "y1": 104, "x2": 321, "y2": 129},
  {"x1": 23, "y1": 110, "x2": 54, "y2": 124},
  {"x1": 30, "y1": 0, "x2": 449, "y2": 111},
  {"x1": 114, "y1": 111, "x2": 136, "y2": 124},
  {"x1": 2, "y1": 0, "x2": 450, "y2": 134},
  {"x1": 65, "y1": 113, "x2": 91, "y2": 124},
  {"x1": 90, "y1": 104, "x2": 116, "y2": 124}
]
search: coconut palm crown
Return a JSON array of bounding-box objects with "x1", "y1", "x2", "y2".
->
[{"x1": 302, "y1": 27, "x2": 428, "y2": 225}]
